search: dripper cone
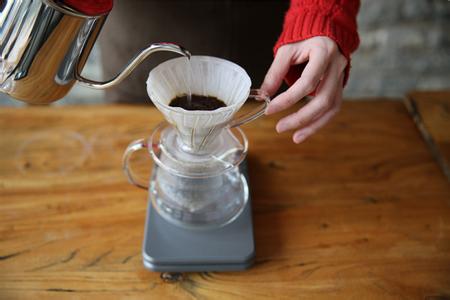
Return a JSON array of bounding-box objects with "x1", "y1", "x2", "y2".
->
[{"x1": 147, "y1": 56, "x2": 251, "y2": 152}]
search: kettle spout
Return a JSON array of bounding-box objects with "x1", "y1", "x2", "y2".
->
[
  {"x1": 169, "y1": 43, "x2": 191, "y2": 60},
  {"x1": 76, "y1": 43, "x2": 191, "y2": 89},
  {"x1": 151, "y1": 43, "x2": 191, "y2": 59}
]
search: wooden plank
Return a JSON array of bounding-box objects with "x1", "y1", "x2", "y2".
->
[
  {"x1": 405, "y1": 91, "x2": 450, "y2": 180},
  {"x1": 0, "y1": 102, "x2": 449, "y2": 299}
]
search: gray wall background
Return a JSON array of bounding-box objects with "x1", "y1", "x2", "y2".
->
[
  {"x1": 1, "y1": 0, "x2": 449, "y2": 106},
  {"x1": 346, "y1": 0, "x2": 450, "y2": 98}
]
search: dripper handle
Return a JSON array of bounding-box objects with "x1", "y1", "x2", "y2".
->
[
  {"x1": 122, "y1": 138, "x2": 149, "y2": 189},
  {"x1": 229, "y1": 89, "x2": 270, "y2": 128}
]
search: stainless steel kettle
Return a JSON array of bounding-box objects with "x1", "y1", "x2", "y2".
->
[{"x1": 0, "y1": 0, "x2": 190, "y2": 104}]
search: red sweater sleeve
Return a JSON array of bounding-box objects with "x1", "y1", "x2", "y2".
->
[{"x1": 275, "y1": 0, "x2": 360, "y2": 86}]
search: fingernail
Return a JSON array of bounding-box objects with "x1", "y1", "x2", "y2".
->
[
  {"x1": 276, "y1": 122, "x2": 287, "y2": 133},
  {"x1": 293, "y1": 133, "x2": 305, "y2": 144},
  {"x1": 265, "y1": 105, "x2": 274, "y2": 115}
]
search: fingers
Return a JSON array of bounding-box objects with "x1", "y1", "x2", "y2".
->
[
  {"x1": 261, "y1": 48, "x2": 295, "y2": 97},
  {"x1": 262, "y1": 37, "x2": 348, "y2": 144},
  {"x1": 275, "y1": 60, "x2": 341, "y2": 133},
  {"x1": 292, "y1": 77, "x2": 343, "y2": 143},
  {"x1": 265, "y1": 48, "x2": 330, "y2": 115}
]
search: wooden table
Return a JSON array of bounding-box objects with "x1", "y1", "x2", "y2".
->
[
  {"x1": 405, "y1": 91, "x2": 450, "y2": 180},
  {"x1": 1, "y1": 99, "x2": 449, "y2": 299}
]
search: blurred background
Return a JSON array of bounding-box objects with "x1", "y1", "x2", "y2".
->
[{"x1": 1, "y1": 0, "x2": 449, "y2": 106}]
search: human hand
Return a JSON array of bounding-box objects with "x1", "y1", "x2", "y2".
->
[{"x1": 261, "y1": 36, "x2": 348, "y2": 144}]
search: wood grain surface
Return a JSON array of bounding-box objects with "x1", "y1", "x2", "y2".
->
[
  {"x1": 405, "y1": 91, "x2": 450, "y2": 180},
  {"x1": 0, "y1": 101, "x2": 449, "y2": 299}
]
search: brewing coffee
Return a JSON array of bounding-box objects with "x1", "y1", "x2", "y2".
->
[{"x1": 169, "y1": 94, "x2": 226, "y2": 111}]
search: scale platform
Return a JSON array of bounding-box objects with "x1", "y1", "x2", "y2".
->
[{"x1": 142, "y1": 163, "x2": 255, "y2": 272}]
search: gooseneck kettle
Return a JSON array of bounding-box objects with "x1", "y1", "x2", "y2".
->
[{"x1": 0, "y1": 0, "x2": 190, "y2": 104}]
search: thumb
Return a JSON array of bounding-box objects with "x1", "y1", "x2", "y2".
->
[{"x1": 261, "y1": 50, "x2": 292, "y2": 96}]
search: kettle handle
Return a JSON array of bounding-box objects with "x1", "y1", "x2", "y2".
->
[{"x1": 76, "y1": 43, "x2": 190, "y2": 89}]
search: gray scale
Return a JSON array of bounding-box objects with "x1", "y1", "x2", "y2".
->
[{"x1": 142, "y1": 162, "x2": 254, "y2": 272}]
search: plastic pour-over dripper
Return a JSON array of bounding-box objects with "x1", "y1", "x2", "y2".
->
[{"x1": 147, "y1": 56, "x2": 269, "y2": 153}]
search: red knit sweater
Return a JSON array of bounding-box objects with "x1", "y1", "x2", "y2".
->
[
  {"x1": 275, "y1": 0, "x2": 360, "y2": 86},
  {"x1": 63, "y1": 0, "x2": 358, "y2": 84}
]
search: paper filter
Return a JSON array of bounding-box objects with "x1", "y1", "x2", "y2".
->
[{"x1": 147, "y1": 56, "x2": 251, "y2": 152}]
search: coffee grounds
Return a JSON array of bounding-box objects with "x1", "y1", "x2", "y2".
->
[{"x1": 169, "y1": 94, "x2": 226, "y2": 111}]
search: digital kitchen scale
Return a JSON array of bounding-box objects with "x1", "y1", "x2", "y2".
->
[{"x1": 142, "y1": 162, "x2": 255, "y2": 272}]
